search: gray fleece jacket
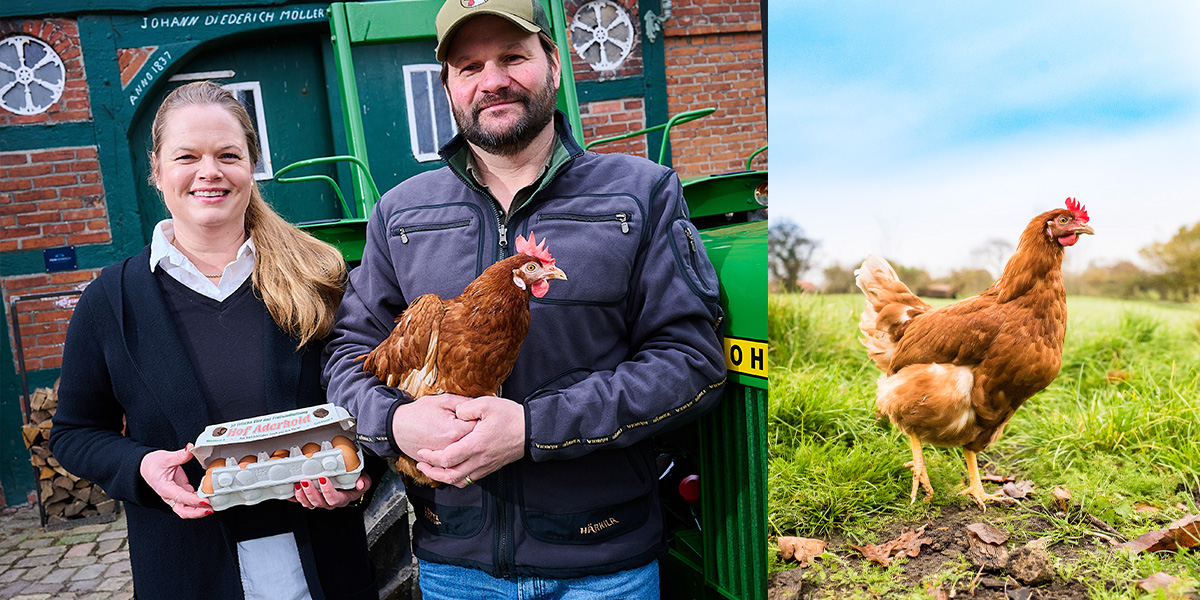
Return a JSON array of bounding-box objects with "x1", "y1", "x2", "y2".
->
[{"x1": 321, "y1": 113, "x2": 725, "y2": 578}]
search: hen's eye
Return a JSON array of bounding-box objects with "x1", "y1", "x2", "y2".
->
[
  {"x1": 1058, "y1": 216, "x2": 1069, "y2": 224},
  {"x1": 525, "y1": 263, "x2": 537, "y2": 272}
]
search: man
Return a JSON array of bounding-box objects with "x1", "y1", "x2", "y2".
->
[{"x1": 322, "y1": 0, "x2": 726, "y2": 596}]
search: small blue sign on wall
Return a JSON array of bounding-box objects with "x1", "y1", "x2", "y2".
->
[{"x1": 44, "y1": 246, "x2": 77, "y2": 272}]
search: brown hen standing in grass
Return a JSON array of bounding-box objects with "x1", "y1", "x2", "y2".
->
[
  {"x1": 356, "y1": 232, "x2": 567, "y2": 486},
  {"x1": 855, "y1": 198, "x2": 1094, "y2": 508}
]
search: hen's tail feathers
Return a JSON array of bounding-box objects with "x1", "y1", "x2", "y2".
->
[{"x1": 854, "y1": 255, "x2": 930, "y2": 371}]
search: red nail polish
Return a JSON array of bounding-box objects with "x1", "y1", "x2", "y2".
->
[
  {"x1": 301, "y1": 480, "x2": 310, "y2": 488},
  {"x1": 319, "y1": 477, "x2": 327, "y2": 485},
  {"x1": 200, "y1": 500, "x2": 211, "y2": 508},
  {"x1": 294, "y1": 483, "x2": 301, "y2": 491},
  {"x1": 205, "y1": 509, "x2": 213, "y2": 515}
]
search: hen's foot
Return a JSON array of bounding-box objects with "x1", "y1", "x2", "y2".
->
[
  {"x1": 960, "y1": 449, "x2": 1013, "y2": 510},
  {"x1": 957, "y1": 483, "x2": 1016, "y2": 510},
  {"x1": 905, "y1": 433, "x2": 933, "y2": 503},
  {"x1": 903, "y1": 460, "x2": 934, "y2": 503}
]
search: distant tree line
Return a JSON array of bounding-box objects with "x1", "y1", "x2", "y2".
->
[{"x1": 770, "y1": 219, "x2": 1200, "y2": 301}]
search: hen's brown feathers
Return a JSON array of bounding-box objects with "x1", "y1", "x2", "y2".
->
[
  {"x1": 358, "y1": 253, "x2": 542, "y2": 399},
  {"x1": 857, "y1": 206, "x2": 1091, "y2": 453},
  {"x1": 355, "y1": 251, "x2": 565, "y2": 486}
]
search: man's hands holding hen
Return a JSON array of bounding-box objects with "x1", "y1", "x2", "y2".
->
[{"x1": 393, "y1": 393, "x2": 526, "y2": 488}]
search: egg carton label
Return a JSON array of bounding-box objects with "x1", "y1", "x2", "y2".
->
[
  {"x1": 191, "y1": 403, "x2": 363, "y2": 511},
  {"x1": 194, "y1": 404, "x2": 352, "y2": 447}
]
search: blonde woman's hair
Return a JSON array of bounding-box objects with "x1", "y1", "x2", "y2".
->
[{"x1": 150, "y1": 81, "x2": 346, "y2": 347}]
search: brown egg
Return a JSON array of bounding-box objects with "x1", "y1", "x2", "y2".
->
[
  {"x1": 238, "y1": 455, "x2": 257, "y2": 468},
  {"x1": 202, "y1": 458, "x2": 225, "y2": 494},
  {"x1": 331, "y1": 435, "x2": 360, "y2": 471},
  {"x1": 269, "y1": 449, "x2": 290, "y2": 461},
  {"x1": 301, "y1": 442, "x2": 321, "y2": 458}
]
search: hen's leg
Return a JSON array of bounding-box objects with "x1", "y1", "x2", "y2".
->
[
  {"x1": 957, "y1": 450, "x2": 1015, "y2": 510},
  {"x1": 903, "y1": 432, "x2": 933, "y2": 503}
]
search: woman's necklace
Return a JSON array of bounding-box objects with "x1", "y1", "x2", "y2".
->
[{"x1": 203, "y1": 273, "x2": 222, "y2": 278}]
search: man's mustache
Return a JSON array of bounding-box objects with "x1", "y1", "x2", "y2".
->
[{"x1": 473, "y1": 90, "x2": 529, "y2": 118}]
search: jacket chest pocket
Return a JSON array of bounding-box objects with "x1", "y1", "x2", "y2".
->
[
  {"x1": 390, "y1": 219, "x2": 471, "y2": 244},
  {"x1": 527, "y1": 198, "x2": 643, "y2": 305},
  {"x1": 386, "y1": 204, "x2": 486, "y2": 301}
]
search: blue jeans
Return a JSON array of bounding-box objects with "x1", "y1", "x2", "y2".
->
[{"x1": 418, "y1": 559, "x2": 660, "y2": 600}]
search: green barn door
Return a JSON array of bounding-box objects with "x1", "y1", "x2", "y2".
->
[
  {"x1": 339, "y1": 37, "x2": 454, "y2": 193},
  {"x1": 128, "y1": 33, "x2": 342, "y2": 240}
]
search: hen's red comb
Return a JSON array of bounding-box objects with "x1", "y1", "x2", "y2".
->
[
  {"x1": 514, "y1": 232, "x2": 555, "y2": 267},
  {"x1": 1065, "y1": 197, "x2": 1089, "y2": 223}
]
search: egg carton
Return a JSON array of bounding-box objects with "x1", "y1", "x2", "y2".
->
[{"x1": 191, "y1": 404, "x2": 363, "y2": 511}]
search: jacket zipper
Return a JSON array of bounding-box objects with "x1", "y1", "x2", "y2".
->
[
  {"x1": 538, "y1": 212, "x2": 631, "y2": 234},
  {"x1": 443, "y1": 142, "x2": 581, "y2": 577},
  {"x1": 390, "y1": 220, "x2": 471, "y2": 244},
  {"x1": 496, "y1": 469, "x2": 512, "y2": 578}
]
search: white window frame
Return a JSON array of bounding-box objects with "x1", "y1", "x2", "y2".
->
[
  {"x1": 222, "y1": 81, "x2": 274, "y2": 180},
  {"x1": 403, "y1": 64, "x2": 458, "y2": 162}
]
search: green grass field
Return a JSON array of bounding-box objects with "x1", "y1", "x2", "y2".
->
[{"x1": 769, "y1": 293, "x2": 1200, "y2": 598}]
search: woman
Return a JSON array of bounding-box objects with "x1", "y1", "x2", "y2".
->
[{"x1": 50, "y1": 81, "x2": 376, "y2": 600}]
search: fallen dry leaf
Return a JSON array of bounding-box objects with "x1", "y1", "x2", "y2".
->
[
  {"x1": 1120, "y1": 514, "x2": 1200, "y2": 554},
  {"x1": 895, "y1": 527, "x2": 934, "y2": 558},
  {"x1": 999, "y1": 480, "x2": 1035, "y2": 500},
  {"x1": 966, "y1": 522, "x2": 1010, "y2": 545},
  {"x1": 1179, "y1": 503, "x2": 1190, "y2": 512},
  {"x1": 1136, "y1": 503, "x2": 1161, "y2": 514},
  {"x1": 851, "y1": 542, "x2": 897, "y2": 567},
  {"x1": 1052, "y1": 486, "x2": 1071, "y2": 511},
  {"x1": 777, "y1": 536, "x2": 826, "y2": 567},
  {"x1": 1138, "y1": 572, "x2": 1180, "y2": 592},
  {"x1": 981, "y1": 464, "x2": 1016, "y2": 484},
  {"x1": 850, "y1": 526, "x2": 933, "y2": 567}
]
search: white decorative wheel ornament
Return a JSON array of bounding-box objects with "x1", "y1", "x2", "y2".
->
[
  {"x1": 0, "y1": 35, "x2": 67, "y2": 116},
  {"x1": 571, "y1": 0, "x2": 636, "y2": 72}
]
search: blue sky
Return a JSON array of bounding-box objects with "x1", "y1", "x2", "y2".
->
[{"x1": 769, "y1": 1, "x2": 1200, "y2": 281}]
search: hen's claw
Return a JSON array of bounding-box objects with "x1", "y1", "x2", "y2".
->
[
  {"x1": 904, "y1": 461, "x2": 934, "y2": 503},
  {"x1": 957, "y1": 484, "x2": 1016, "y2": 510}
]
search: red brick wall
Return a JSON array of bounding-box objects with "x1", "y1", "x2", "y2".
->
[
  {"x1": 0, "y1": 147, "x2": 112, "y2": 253},
  {"x1": 663, "y1": 1, "x2": 765, "y2": 178},
  {"x1": 2, "y1": 271, "x2": 98, "y2": 373},
  {"x1": 579, "y1": 98, "x2": 647, "y2": 157},
  {"x1": 0, "y1": 19, "x2": 91, "y2": 125}
]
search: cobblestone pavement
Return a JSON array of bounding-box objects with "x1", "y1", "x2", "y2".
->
[{"x1": 0, "y1": 503, "x2": 132, "y2": 600}]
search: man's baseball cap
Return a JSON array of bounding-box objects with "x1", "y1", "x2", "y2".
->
[{"x1": 435, "y1": 0, "x2": 552, "y2": 62}]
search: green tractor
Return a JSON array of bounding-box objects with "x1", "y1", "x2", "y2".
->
[{"x1": 276, "y1": 2, "x2": 767, "y2": 598}]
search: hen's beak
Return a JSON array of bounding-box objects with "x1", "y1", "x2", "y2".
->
[
  {"x1": 545, "y1": 266, "x2": 568, "y2": 281},
  {"x1": 1075, "y1": 223, "x2": 1095, "y2": 236}
]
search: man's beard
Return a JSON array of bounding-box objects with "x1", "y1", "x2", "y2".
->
[{"x1": 453, "y1": 70, "x2": 557, "y2": 157}]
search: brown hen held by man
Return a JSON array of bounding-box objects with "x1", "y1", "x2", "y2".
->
[{"x1": 356, "y1": 233, "x2": 566, "y2": 486}]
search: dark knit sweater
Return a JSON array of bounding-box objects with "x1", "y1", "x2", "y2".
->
[{"x1": 156, "y1": 271, "x2": 266, "y2": 424}]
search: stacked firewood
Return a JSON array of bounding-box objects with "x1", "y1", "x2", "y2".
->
[{"x1": 22, "y1": 383, "x2": 117, "y2": 524}]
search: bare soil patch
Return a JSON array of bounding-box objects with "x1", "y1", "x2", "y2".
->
[{"x1": 770, "y1": 504, "x2": 1106, "y2": 600}]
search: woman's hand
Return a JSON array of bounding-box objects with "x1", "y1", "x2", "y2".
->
[
  {"x1": 292, "y1": 473, "x2": 372, "y2": 510},
  {"x1": 139, "y1": 444, "x2": 212, "y2": 519}
]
